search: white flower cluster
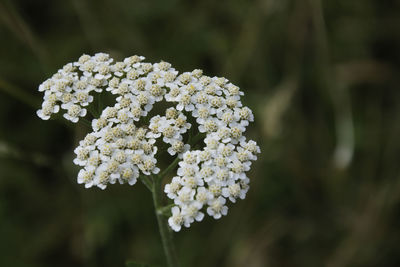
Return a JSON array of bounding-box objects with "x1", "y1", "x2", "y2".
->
[
  {"x1": 37, "y1": 53, "x2": 260, "y2": 231},
  {"x1": 37, "y1": 53, "x2": 113, "y2": 122}
]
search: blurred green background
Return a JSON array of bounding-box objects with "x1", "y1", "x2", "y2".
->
[{"x1": 1, "y1": 0, "x2": 400, "y2": 266}]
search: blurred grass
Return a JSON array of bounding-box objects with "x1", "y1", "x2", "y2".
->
[{"x1": 1, "y1": 0, "x2": 400, "y2": 266}]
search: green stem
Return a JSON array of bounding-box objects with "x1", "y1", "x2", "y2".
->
[
  {"x1": 87, "y1": 104, "x2": 99, "y2": 118},
  {"x1": 97, "y1": 93, "x2": 103, "y2": 116},
  {"x1": 79, "y1": 118, "x2": 92, "y2": 128},
  {"x1": 139, "y1": 175, "x2": 153, "y2": 192},
  {"x1": 160, "y1": 156, "x2": 180, "y2": 179},
  {"x1": 152, "y1": 175, "x2": 179, "y2": 267},
  {"x1": 190, "y1": 132, "x2": 205, "y2": 146}
]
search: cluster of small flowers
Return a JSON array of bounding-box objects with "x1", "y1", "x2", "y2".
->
[
  {"x1": 70, "y1": 54, "x2": 180, "y2": 188},
  {"x1": 161, "y1": 74, "x2": 260, "y2": 231},
  {"x1": 166, "y1": 139, "x2": 260, "y2": 231},
  {"x1": 37, "y1": 53, "x2": 114, "y2": 122},
  {"x1": 36, "y1": 53, "x2": 260, "y2": 231}
]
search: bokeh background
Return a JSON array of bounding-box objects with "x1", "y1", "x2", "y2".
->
[{"x1": 1, "y1": 0, "x2": 400, "y2": 266}]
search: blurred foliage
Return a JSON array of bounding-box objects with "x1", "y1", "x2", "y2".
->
[{"x1": 1, "y1": 0, "x2": 400, "y2": 266}]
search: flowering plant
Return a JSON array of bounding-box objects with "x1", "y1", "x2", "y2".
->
[{"x1": 37, "y1": 53, "x2": 260, "y2": 266}]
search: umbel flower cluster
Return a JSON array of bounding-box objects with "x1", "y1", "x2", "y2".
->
[{"x1": 37, "y1": 53, "x2": 260, "y2": 231}]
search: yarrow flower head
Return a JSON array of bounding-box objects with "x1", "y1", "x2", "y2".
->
[{"x1": 37, "y1": 53, "x2": 260, "y2": 231}]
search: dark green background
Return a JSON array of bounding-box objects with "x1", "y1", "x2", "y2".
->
[{"x1": 1, "y1": 0, "x2": 400, "y2": 266}]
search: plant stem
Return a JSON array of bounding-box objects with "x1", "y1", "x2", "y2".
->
[
  {"x1": 79, "y1": 118, "x2": 92, "y2": 128},
  {"x1": 160, "y1": 156, "x2": 180, "y2": 179},
  {"x1": 139, "y1": 175, "x2": 153, "y2": 192},
  {"x1": 149, "y1": 132, "x2": 205, "y2": 266},
  {"x1": 152, "y1": 174, "x2": 179, "y2": 267},
  {"x1": 190, "y1": 132, "x2": 205, "y2": 146}
]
